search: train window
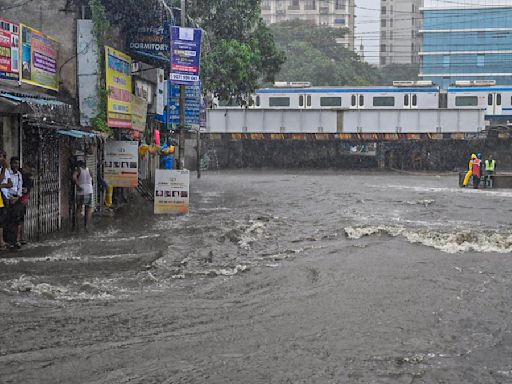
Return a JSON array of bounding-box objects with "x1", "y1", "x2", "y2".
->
[
  {"x1": 307, "y1": 95, "x2": 312, "y2": 107},
  {"x1": 299, "y1": 95, "x2": 304, "y2": 107},
  {"x1": 455, "y1": 96, "x2": 478, "y2": 106},
  {"x1": 412, "y1": 94, "x2": 417, "y2": 106},
  {"x1": 359, "y1": 95, "x2": 364, "y2": 106},
  {"x1": 320, "y1": 97, "x2": 342, "y2": 107},
  {"x1": 488, "y1": 94, "x2": 493, "y2": 106},
  {"x1": 497, "y1": 94, "x2": 502, "y2": 106},
  {"x1": 269, "y1": 97, "x2": 290, "y2": 107},
  {"x1": 372, "y1": 96, "x2": 395, "y2": 107},
  {"x1": 256, "y1": 96, "x2": 260, "y2": 107},
  {"x1": 351, "y1": 95, "x2": 356, "y2": 106},
  {"x1": 404, "y1": 94, "x2": 409, "y2": 106}
]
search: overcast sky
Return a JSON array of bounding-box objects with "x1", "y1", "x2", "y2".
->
[{"x1": 354, "y1": 0, "x2": 512, "y2": 65}]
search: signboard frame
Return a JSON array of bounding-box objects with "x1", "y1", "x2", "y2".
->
[
  {"x1": 154, "y1": 169, "x2": 190, "y2": 215},
  {"x1": 104, "y1": 141, "x2": 139, "y2": 188},
  {"x1": 170, "y1": 26, "x2": 203, "y2": 86},
  {"x1": 20, "y1": 24, "x2": 59, "y2": 91},
  {"x1": 105, "y1": 46, "x2": 132, "y2": 128}
]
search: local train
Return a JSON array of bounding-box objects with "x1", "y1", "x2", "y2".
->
[{"x1": 236, "y1": 80, "x2": 512, "y2": 126}]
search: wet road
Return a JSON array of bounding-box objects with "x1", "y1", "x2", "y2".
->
[{"x1": 1, "y1": 171, "x2": 512, "y2": 383}]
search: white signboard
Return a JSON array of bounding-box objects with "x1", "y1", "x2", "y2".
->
[
  {"x1": 104, "y1": 141, "x2": 139, "y2": 188},
  {"x1": 154, "y1": 169, "x2": 190, "y2": 214}
]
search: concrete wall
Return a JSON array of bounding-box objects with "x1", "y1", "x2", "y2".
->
[
  {"x1": 2, "y1": 0, "x2": 79, "y2": 100},
  {"x1": 193, "y1": 134, "x2": 512, "y2": 172}
]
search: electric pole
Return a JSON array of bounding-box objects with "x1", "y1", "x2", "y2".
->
[{"x1": 178, "y1": 0, "x2": 186, "y2": 170}]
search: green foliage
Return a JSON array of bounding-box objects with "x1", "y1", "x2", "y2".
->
[
  {"x1": 378, "y1": 64, "x2": 420, "y2": 85},
  {"x1": 190, "y1": 0, "x2": 285, "y2": 102},
  {"x1": 92, "y1": 89, "x2": 112, "y2": 135},
  {"x1": 270, "y1": 20, "x2": 380, "y2": 86},
  {"x1": 89, "y1": 0, "x2": 111, "y2": 134}
]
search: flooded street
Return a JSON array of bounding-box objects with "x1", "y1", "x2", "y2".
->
[{"x1": 2, "y1": 171, "x2": 512, "y2": 383}]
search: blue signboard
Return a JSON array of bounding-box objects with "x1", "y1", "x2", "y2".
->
[
  {"x1": 157, "y1": 80, "x2": 205, "y2": 130},
  {"x1": 170, "y1": 26, "x2": 202, "y2": 85}
]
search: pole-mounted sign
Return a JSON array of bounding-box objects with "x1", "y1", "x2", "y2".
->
[{"x1": 170, "y1": 26, "x2": 202, "y2": 86}]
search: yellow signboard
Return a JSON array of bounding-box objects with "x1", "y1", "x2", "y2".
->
[{"x1": 105, "y1": 46, "x2": 132, "y2": 128}]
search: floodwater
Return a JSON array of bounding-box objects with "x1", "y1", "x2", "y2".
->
[{"x1": 1, "y1": 171, "x2": 512, "y2": 383}]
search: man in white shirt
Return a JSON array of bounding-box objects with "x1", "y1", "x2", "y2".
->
[{"x1": 0, "y1": 150, "x2": 13, "y2": 251}]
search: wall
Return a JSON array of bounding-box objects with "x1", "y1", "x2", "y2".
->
[{"x1": 2, "y1": 0, "x2": 79, "y2": 100}]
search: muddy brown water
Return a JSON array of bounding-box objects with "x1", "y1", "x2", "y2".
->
[{"x1": 1, "y1": 171, "x2": 512, "y2": 383}]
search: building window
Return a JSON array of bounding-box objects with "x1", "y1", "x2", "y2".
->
[
  {"x1": 335, "y1": 0, "x2": 345, "y2": 9},
  {"x1": 443, "y1": 56, "x2": 450, "y2": 68},
  {"x1": 389, "y1": 18, "x2": 393, "y2": 27},
  {"x1": 261, "y1": 0, "x2": 271, "y2": 9},
  {"x1": 269, "y1": 97, "x2": 290, "y2": 107},
  {"x1": 381, "y1": 19, "x2": 386, "y2": 28},
  {"x1": 320, "y1": 97, "x2": 342, "y2": 106},
  {"x1": 381, "y1": 6, "x2": 386, "y2": 15},
  {"x1": 380, "y1": 57, "x2": 387, "y2": 65},
  {"x1": 288, "y1": 0, "x2": 300, "y2": 9},
  {"x1": 389, "y1": 31, "x2": 393, "y2": 40},
  {"x1": 477, "y1": 55, "x2": 484, "y2": 67},
  {"x1": 381, "y1": 30, "x2": 386, "y2": 40},
  {"x1": 455, "y1": 96, "x2": 478, "y2": 106},
  {"x1": 373, "y1": 96, "x2": 395, "y2": 107},
  {"x1": 381, "y1": 44, "x2": 386, "y2": 53},
  {"x1": 304, "y1": 0, "x2": 316, "y2": 10},
  {"x1": 335, "y1": 18, "x2": 345, "y2": 25}
]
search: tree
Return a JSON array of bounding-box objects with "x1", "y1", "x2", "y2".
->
[
  {"x1": 270, "y1": 20, "x2": 380, "y2": 86},
  {"x1": 189, "y1": 0, "x2": 285, "y2": 102},
  {"x1": 378, "y1": 64, "x2": 420, "y2": 85}
]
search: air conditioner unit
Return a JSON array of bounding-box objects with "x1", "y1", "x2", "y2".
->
[
  {"x1": 414, "y1": 80, "x2": 433, "y2": 87},
  {"x1": 393, "y1": 81, "x2": 415, "y2": 87},
  {"x1": 289, "y1": 81, "x2": 312, "y2": 88},
  {"x1": 472, "y1": 80, "x2": 496, "y2": 86},
  {"x1": 454, "y1": 80, "x2": 472, "y2": 86}
]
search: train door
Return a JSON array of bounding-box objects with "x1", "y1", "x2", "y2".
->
[
  {"x1": 487, "y1": 93, "x2": 502, "y2": 115},
  {"x1": 350, "y1": 94, "x2": 365, "y2": 109},
  {"x1": 403, "y1": 93, "x2": 418, "y2": 109},
  {"x1": 299, "y1": 94, "x2": 313, "y2": 109}
]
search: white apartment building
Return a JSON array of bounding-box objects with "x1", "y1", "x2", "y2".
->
[
  {"x1": 261, "y1": 0, "x2": 355, "y2": 50},
  {"x1": 380, "y1": 0, "x2": 423, "y2": 66}
]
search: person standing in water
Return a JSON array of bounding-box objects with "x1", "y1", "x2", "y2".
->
[
  {"x1": 73, "y1": 160, "x2": 94, "y2": 231},
  {"x1": 472, "y1": 153, "x2": 482, "y2": 189},
  {"x1": 462, "y1": 153, "x2": 476, "y2": 187}
]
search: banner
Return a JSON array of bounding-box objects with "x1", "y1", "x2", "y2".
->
[
  {"x1": 170, "y1": 27, "x2": 202, "y2": 85},
  {"x1": 154, "y1": 169, "x2": 190, "y2": 215},
  {"x1": 0, "y1": 18, "x2": 20, "y2": 81},
  {"x1": 104, "y1": 141, "x2": 138, "y2": 188},
  {"x1": 129, "y1": 22, "x2": 170, "y2": 62},
  {"x1": 131, "y1": 94, "x2": 148, "y2": 132},
  {"x1": 20, "y1": 24, "x2": 59, "y2": 90},
  {"x1": 105, "y1": 46, "x2": 132, "y2": 128}
]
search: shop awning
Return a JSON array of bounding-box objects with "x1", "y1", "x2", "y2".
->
[{"x1": 56, "y1": 129, "x2": 98, "y2": 139}]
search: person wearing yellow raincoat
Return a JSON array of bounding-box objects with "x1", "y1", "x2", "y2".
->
[{"x1": 462, "y1": 154, "x2": 476, "y2": 187}]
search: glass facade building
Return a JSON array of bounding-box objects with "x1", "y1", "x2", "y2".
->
[{"x1": 420, "y1": 6, "x2": 512, "y2": 88}]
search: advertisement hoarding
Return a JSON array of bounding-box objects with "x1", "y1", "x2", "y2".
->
[
  {"x1": 0, "y1": 18, "x2": 20, "y2": 81},
  {"x1": 131, "y1": 94, "x2": 148, "y2": 132},
  {"x1": 154, "y1": 169, "x2": 190, "y2": 215},
  {"x1": 20, "y1": 24, "x2": 59, "y2": 90},
  {"x1": 170, "y1": 26, "x2": 202, "y2": 86},
  {"x1": 105, "y1": 46, "x2": 132, "y2": 128},
  {"x1": 104, "y1": 141, "x2": 139, "y2": 188},
  {"x1": 129, "y1": 22, "x2": 170, "y2": 62}
]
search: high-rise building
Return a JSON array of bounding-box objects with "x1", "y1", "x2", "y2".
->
[
  {"x1": 261, "y1": 0, "x2": 355, "y2": 50},
  {"x1": 379, "y1": 0, "x2": 423, "y2": 66},
  {"x1": 420, "y1": 2, "x2": 512, "y2": 87}
]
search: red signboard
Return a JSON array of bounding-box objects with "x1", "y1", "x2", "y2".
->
[{"x1": 0, "y1": 17, "x2": 20, "y2": 81}]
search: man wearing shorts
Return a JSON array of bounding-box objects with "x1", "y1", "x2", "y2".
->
[{"x1": 73, "y1": 160, "x2": 94, "y2": 230}]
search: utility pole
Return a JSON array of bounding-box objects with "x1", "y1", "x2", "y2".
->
[{"x1": 178, "y1": 0, "x2": 186, "y2": 170}]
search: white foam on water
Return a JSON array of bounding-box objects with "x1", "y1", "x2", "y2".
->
[
  {"x1": 378, "y1": 184, "x2": 512, "y2": 198},
  {"x1": 345, "y1": 224, "x2": 512, "y2": 254},
  {"x1": 194, "y1": 264, "x2": 249, "y2": 277}
]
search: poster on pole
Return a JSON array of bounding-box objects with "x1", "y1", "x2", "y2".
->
[
  {"x1": 20, "y1": 24, "x2": 59, "y2": 90},
  {"x1": 131, "y1": 94, "x2": 148, "y2": 132},
  {"x1": 0, "y1": 18, "x2": 20, "y2": 81},
  {"x1": 104, "y1": 141, "x2": 139, "y2": 188},
  {"x1": 170, "y1": 26, "x2": 202, "y2": 86},
  {"x1": 154, "y1": 169, "x2": 190, "y2": 215},
  {"x1": 105, "y1": 46, "x2": 132, "y2": 128}
]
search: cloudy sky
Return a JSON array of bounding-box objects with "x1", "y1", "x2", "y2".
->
[{"x1": 354, "y1": 0, "x2": 512, "y2": 64}]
